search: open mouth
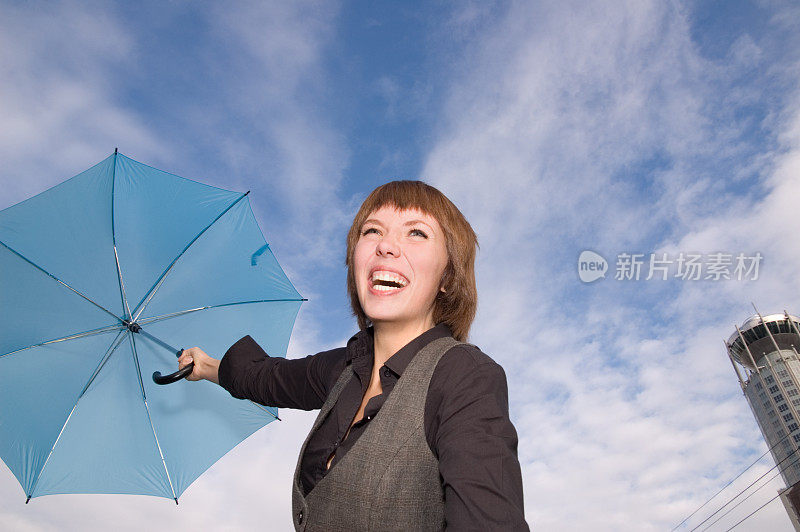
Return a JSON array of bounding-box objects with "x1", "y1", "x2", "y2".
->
[{"x1": 370, "y1": 270, "x2": 409, "y2": 292}]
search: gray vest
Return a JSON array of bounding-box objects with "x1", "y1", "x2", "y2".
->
[{"x1": 291, "y1": 336, "x2": 466, "y2": 531}]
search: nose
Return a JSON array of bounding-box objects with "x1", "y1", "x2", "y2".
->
[{"x1": 375, "y1": 234, "x2": 400, "y2": 258}]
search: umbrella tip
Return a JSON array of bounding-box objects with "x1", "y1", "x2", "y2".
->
[
  {"x1": 174, "y1": 497, "x2": 179, "y2": 505},
  {"x1": 114, "y1": 147, "x2": 118, "y2": 154},
  {"x1": 25, "y1": 496, "x2": 31, "y2": 504}
]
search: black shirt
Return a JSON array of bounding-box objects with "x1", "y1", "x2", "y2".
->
[{"x1": 218, "y1": 323, "x2": 529, "y2": 530}]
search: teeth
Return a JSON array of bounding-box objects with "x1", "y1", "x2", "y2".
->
[
  {"x1": 371, "y1": 270, "x2": 408, "y2": 287},
  {"x1": 374, "y1": 284, "x2": 401, "y2": 291}
]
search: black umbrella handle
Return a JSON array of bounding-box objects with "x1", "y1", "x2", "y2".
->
[
  {"x1": 152, "y1": 362, "x2": 193, "y2": 385},
  {"x1": 152, "y1": 349, "x2": 193, "y2": 385}
]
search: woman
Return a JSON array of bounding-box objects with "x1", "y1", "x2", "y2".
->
[{"x1": 179, "y1": 181, "x2": 529, "y2": 531}]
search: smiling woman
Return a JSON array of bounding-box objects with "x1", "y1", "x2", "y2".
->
[{"x1": 179, "y1": 180, "x2": 529, "y2": 531}]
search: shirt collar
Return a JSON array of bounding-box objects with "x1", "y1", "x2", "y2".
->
[
  {"x1": 346, "y1": 326, "x2": 373, "y2": 364},
  {"x1": 346, "y1": 323, "x2": 453, "y2": 377}
]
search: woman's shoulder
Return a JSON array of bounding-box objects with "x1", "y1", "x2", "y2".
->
[
  {"x1": 426, "y1": 340, "x2": 511, "y2": 430},
  {"x1": 440, "y1": 340, "x2": 504, "y2": 371},
  {"x1": 431, "y1": 340, "x2": 508, "y2": 391}
]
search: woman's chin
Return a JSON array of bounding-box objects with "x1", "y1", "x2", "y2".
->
[
  {"x1": 364, "y1": 313, "x2": 403, "y2": 325},
  {"x1": 366, "y1": 313, "x2": 435, "y2": 332}
]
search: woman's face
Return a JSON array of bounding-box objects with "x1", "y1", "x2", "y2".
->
[{"x1": 354, "y1": 206, "x2": 448, "y2": 332}]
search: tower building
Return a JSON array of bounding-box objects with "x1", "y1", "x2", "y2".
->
[{"x1": 726, "y1": 312, "x2": 800, "y2": 530}]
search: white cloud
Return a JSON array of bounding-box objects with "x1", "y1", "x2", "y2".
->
[
  {"x1": 423, "y1": 0, "x2": 800, "y2": 529},
  {"x1": 3, "y1": 0, "x2": 799, "y2": 530},
  {"x1": 0, "y1": 2, "x2": 165, "y2": 206},
  {"x1": 193, "y1": 1, "x2": 353, "y2": 275}
]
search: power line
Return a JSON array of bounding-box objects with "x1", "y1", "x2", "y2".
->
[
  {"x1": 699, "y1": 462, "x2": 785, "y2": 531},
  {"x1": 690, "y1": 445, "x2": 798, "y2": 531},
  {"x1": 724, "y1": 491, "x2": 782, "y2": 532},
  {"x1": 712, "y1": 448, "x2": 800, "y2": 532},
  {"x1": 671, "y1": 432, "x2": 791, "y2": 531},
  {"x1": 688, "y1": 442, "x2": 800, "y2": 531}
]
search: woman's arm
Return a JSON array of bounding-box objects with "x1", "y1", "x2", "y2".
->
[
  {"x1": 179, "y1": 335, "x2": 346, "y2": 411},
  {"x1": 428, "y1": 347, "x2": 530, "y2": 531}
]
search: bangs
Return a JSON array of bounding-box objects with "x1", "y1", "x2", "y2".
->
[{"x1": 356, "y1": 181, "x2": 450, "y2": 224}]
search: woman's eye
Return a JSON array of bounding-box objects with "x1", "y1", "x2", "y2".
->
[
  {"x1": 410, "y1": 228, "x2": 428, "y2": 238},
  {"x1": 362, "y1": 227, "x2": 379, "y2": 236}
]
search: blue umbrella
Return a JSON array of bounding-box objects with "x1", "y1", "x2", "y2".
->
[{"x1": 0, "y1": 150, "x2": 304, "y2": 503}]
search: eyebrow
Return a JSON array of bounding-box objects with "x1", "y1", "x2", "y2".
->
[{"x1": 362, "y1": 218, "x2": 434, "y2": 229}]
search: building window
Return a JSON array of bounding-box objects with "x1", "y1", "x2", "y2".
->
[
  {"x1": 757, "y1": 382, "x2": 764, "y2": 390},
  {"x1": 793, "y1": 434, "x2": 800, "y2": 443},
  {"x1": 780, "y1": 370, "x2": 790, "y2": 378},
  {"x1": 779, "y1": 403, "x2": 789, "y2": 413},
  {"x1": 789, "y1": 389, "x2": 799, "y2": 397},
  {"x1": 760, "y1": 392, "x2": 768, "y2": 401},
  {"x1": 788, "y1": 423, "x2": 799, "y2": 432},
  {"x1": 770, "y1": 410, "x2": 778, "y2": 418},
  {"x1": 784, "y1": 413, "x2": 794, "y2": 422},
  {"x1": 793, "y1": 398, "x2": 800, "y2": 407},
  {"x1": 783, "y1": 380, "x2": 794, "y2": 388},
  {"x1": 766, "y1": 375, "x2": 776, "y2": 384},
  {"x1": 770, "y1": 385, "x2": 780, "y2": 394},
  {"x1": 764, "y1": 401, "x2": 771, "y2": 409},
  {"x1": 775, "y1": 394, "x2": 785, "y2": 402}
]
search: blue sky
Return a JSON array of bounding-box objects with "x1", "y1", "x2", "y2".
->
[{"x1": 2, "y1": 1, "x2": 800, "y2": 530}]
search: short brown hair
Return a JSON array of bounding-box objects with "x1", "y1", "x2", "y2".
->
[{"x1": 345, "y1": 180, "x2": 479, "y2": 341}]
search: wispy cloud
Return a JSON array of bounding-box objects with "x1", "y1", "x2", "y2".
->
[
  {"x1": 423, "y1": 0, "x2": 800, "y2": 529},
  {"x1": 3, "y1": 0, "x2": 800, "y2": 530},
  {"x1": 195, "y1": 1, "x2": 352, "y2": 268},
  {"x1": 0, "y1": 2, "x2": 164, "y2": 205}
]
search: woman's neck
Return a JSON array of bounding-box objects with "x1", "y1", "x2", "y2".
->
[{"x1": 372, "y1": 319, "x2": 435, "y2": 367}]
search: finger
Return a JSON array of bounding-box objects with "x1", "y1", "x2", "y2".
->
[{"x1": 178, "y1": 347, "x2": 195, "y2": 363}]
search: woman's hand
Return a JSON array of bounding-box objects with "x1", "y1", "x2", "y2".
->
[{"x1": 179, "y1": 347, "x2": 221, "y2": 385}]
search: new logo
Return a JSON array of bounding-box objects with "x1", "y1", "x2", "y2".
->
[{"x1": 578, "y1": 250, "x2": 607, "y2": 283}]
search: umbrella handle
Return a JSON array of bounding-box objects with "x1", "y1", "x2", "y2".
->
[
  {"x1": 152, "y1": 349, "x2": 194, "y2": 385},
  {"x1": 152, "y1": 363, "x2": 193, "y2": 385}
]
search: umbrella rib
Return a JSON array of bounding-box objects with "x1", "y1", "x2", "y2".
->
[
  {"x1": 114, "y1": 246, "x2": 133, "y2": 319},
  {"x1": 137, "y1": 298, "x2": 308, "y2": 326},
  {"x1": 0, "y1": 239, "x2": 123, "y2": 324},
  {"x1": 250, "y1": 400, "x2": 281, "y2": 421},
  {"x1": 0, "y1": 323, "x2": 124, "y2": 360},
  {"x1": 129, "y1": 334, "x2": 179, "y2": 502},
  {"x1": 26, "y1": 330, "x2": 128, "y2": 501},
  {"x1": 110, "y1": 149, "x2": 133, "y2": 320},
  {"x1": 130, "y1": 191, "x2": 250, "y2": 322}
]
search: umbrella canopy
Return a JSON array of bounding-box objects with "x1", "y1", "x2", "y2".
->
[{"x1": 0, "y1": 151, "x2": 304, "y2": 502}]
